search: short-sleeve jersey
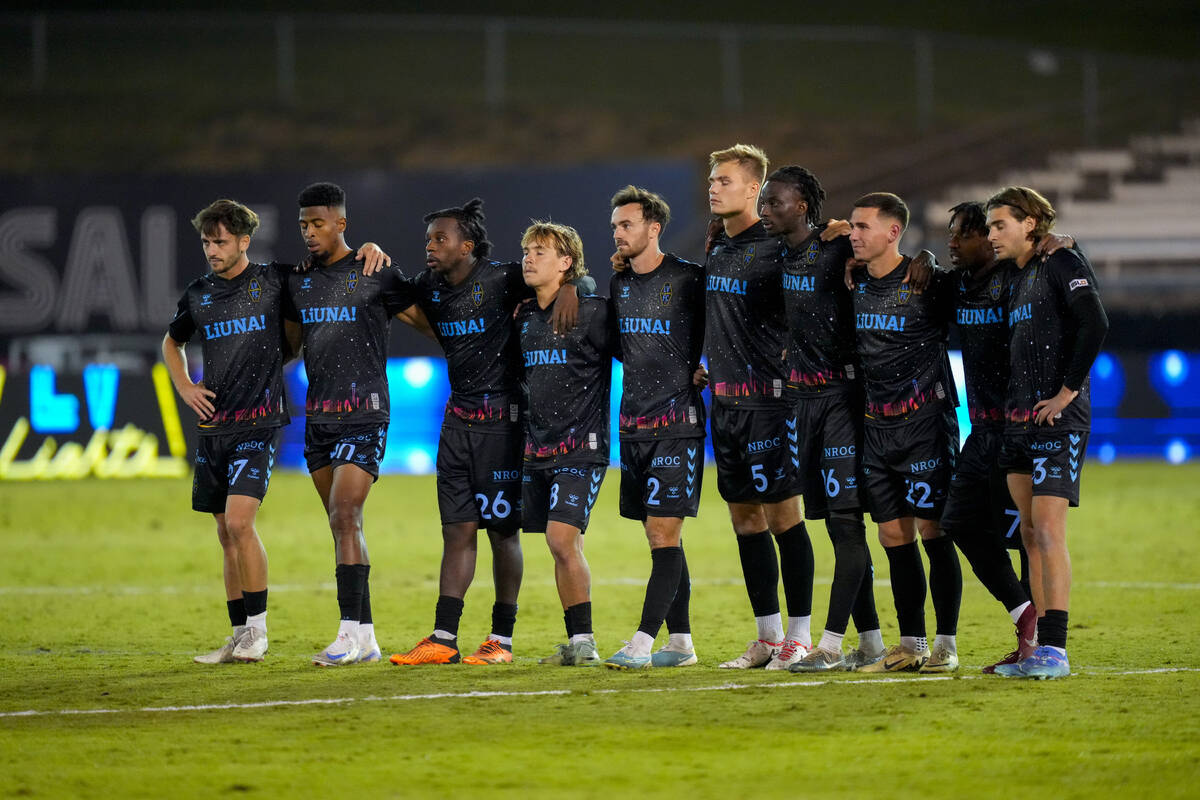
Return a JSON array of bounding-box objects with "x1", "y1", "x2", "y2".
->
[
  {"x1": 167, "y1": 262, "x2": 290, "y2": 434},
  {"x1": 851, "y1": 257, "x2": 956, "y2": 422},
  {"x1": 518, "y1": 296, "x2": 611, "y2": 468},
  {"x1": 1005, "y1": 248, "x2": 1102, "y2": 432},
  {"x1": 412, "y1": 259, "x2": 528, "y2": 430},
  {"x1": 704, "y1": 221, "x2": 788, "y2": 407},
  {"x1": 780, "y1": 231, "x2": 858, "y2": 397},
  {"x1": 283, "y1": 252, "x2": 415, "y2": 424},
  {"x1": 954, "y1": 261, "x2": 1013, "y2": 428},
  {"x1": 609, "y1": 253, "x2": 706, "y2": 441}
]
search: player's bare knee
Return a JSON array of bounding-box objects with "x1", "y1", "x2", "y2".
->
[
  {"x1": 728, "y1": 503, "x2": 766, "y2": 534},
  {"x1": 327, "y1": 504, "x2": 363, "y2": 539},
  {"x1": 916, "y1": 518, "x2": 943, "y2": 540}
]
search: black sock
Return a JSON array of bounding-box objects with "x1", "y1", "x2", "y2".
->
[
  {"x1": 665, "y1": 547, "x2": 692, "y2": 634},
  {"x1": 922, "y1": 536, "x2": 962, "y2": 636},
  {"x1": 638, "y1": 546, "x2": 683, "y2": 638},
  {"x1": 946, "y1": 522, "x2": 1028, "y2": 612},
  {"x1": 1019, "y1": 548, "x2": 1032, "y2": 599},
  {"x1": 1038, "y1": 609, "x2": 1069, "y2": 649},
  {"x1": 433, "y1": 594, "x2": 464, "y2": 638},
  {"x1": 335, "y1": 564, "x2": 365, "y2": 622},
  {"x1": 491, "y1": 602, "x2": 518, "y2": 640},
  {"x1": 825, "y1": 516, "x2": 868, "y2": 636},
  {"x1": 736, "y1": 530, "x2": 780, "y2": 617},
  {"x1": 884, "y1": 542, "x2": 927, "y2": 638},
  {"x1": 226, "y1": 597, "x2": 247, "y2": 627},
  {"x1": 357, "y1": 564, "x2": 372, "y2": 625},
  {"x1": 851, "y1": 556, "x2": 881, "y2": 633},
  {"x1": 566, "y1": 602, "x2": 592, "y2": 637},
  {"x1": 242, "y1": 589, "x2": 268, "y2": 618},
  {"x1": 775, "y1": 522, "x2": 814, "y2": 618},
  {"x1": 563, "y1": 609, "x2": 574, "y2": 639}
]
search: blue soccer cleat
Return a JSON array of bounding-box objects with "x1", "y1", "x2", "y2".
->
[{"x1": 603, "y1": 642, "x2": 651, "y2": 670}]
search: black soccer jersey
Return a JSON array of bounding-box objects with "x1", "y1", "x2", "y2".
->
[
  {"x1": 851, "y1": 257, "x2": 956, "y2": 421},
  {"x1": 518, "y1": 295, "x2": 611, "y2": 468},
  {"x1": 780, "y1": 231, "x2": 858, "y2": 397},
  {"x1": 168, "y1": 262, "x2": 290, "y2": 434},
  {"x1": 704, "y1": 221, "x2": 788, "y2": 407},
  {"x1": 610, "y1": 253, "x2": 706, "y2": 440},
  {"x1": 954, "y1": 261, "x2": 1013, "y2": 428},
  {"x1": 283, "y1": 252, "x2": 415, "y2": 423},
  {"x1": 412, "y1": 260, "x2": 528, "y2": 429},
  {"x1": 1005, "y1": 249, "x2": 1101, "y2": 432}
]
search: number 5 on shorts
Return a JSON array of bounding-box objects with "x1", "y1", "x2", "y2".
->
[{"x1": 751, "y1": 463, "x2": 767, "y2": 493}]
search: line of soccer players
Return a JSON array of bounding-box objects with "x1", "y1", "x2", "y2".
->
[{"x1": 166, "y1": 146, "x2": 1105, "y2": 680}]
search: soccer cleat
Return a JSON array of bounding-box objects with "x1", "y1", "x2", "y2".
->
[
  {"x1": 1000, "y1": 645, "x2": 1070, "y2": 680},
  {"x1": 844, "y1": 645, "x2": 887, "y2": 671},
  {"x1": 719, "y1": 639, "x2": 781, "y2": 669},
  {"x1": 232, "y1": 627, "x2": 268, "y2": 662},
  {"x1": 855, "y1": 644, "x2": 929, "y2": 673},
  {"x1": 918, "y1": 644, "x2": 959, "y2": 673},
  {"x1": 1016, "y1": 604, "x2": 1039, "y2": 662},
  {"x1": 357, "y1": 641, "x2": 382, "y2": 663},
  {"x1": 651, "y1": 645, "x2": 698, "y2": 668},
  {"x1": 539, "y1": 643, "x2": 575, "y2": 666},
  {"x1": 789, "y1": 647, "x2": 845, "y2": 673},
  {"x1": 571, "y1": 637, "x2": 601, "y2": 667},
  {"x1": 765, "y1": 639, "x2": 811, "y2": 671},
  {"x1": 603, "y1": 642, "x2": 651, "y2": 671},
  {"x1": 194, "y1": 630, "x2": 243, "y2": 664},
  {"x1": 982, "y1": 649, "x2": 1021, "y2": 675},
  {"x1": 462, "y1": 638, "x2": 513, "y2": 665},
  {"x1": 313, "y1": 631, "x2": 361, "y2": 667},
  {"x1": 389, "y1": 635, "x2": 460, "y2": 665}
]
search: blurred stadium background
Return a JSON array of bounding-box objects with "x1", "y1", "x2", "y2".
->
[{"x1": 2, "y1": 1, "x2": 1199, "y2": 481}]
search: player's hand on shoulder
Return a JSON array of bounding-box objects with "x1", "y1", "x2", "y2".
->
[
  {"x1": 820, "y1": 219, "x2": 851, "y2": 240},
  {"x1": 513, "y1": 296, "x2": 534, "y2": 319},
  {"x1": 905, "y1": 250, "x2": 938, "y2": 292},
  {"x1": 704, "y1": 217, "x2": 723, "y2": 254},
  {"x1": 181, "y1": 381, "x2": 217, "y2": 420},
  {"x1": 1035, "y1": 232, "x2": 1075, "y2": 257},
  {"x1": 356, "y1": 242, "x2": 392, "y2": 275},
  {"x1": 551, "y1": 283, "x2": 580, "y2": 334},
  {"x1": 843, "y1": 258, "x2": 865, "y2": 290}
]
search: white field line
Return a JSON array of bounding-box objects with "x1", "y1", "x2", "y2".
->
[
  {"x1": 1, "y1": 667, "x2": 1197, "y2": 720},
  {"x1": 3, "y1": 578, "x2": 1200, "y2": 596}
]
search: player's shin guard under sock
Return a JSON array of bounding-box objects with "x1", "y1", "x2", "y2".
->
[
  {"x1": 433, "y1": 595, "x2": 464, "y2": 640},
  {"x1": 736, "y1": 530, "x2": 780, "y2": 618},
  {"x1": 775, "y1": 522, "x2": 814, "y2": 620},
  {"x1": 945, "y1": 523, "x2": 1028, "y2": 612},
  {"x1": 664, "y1": 546, "x2": 692, "y2": 634},
  {"x1": 227, "y1": 597, "x2": 247, "y2": 628},
  {"x1": 922, "y1": 536, "x2": 962, "y2": 637},
  {"x1": 851, "y1": 560, "x2": 881, "y2": 633},
  {"x1": 638, "y1": 546, "x2": 683, "y2": 639},
  {"x1": 826, "y1": 516, "x2": 869, "y2": 636},
  {"x1": 335, "y1": 564, "x2": 366, "y2": 622},
  {"x1": 566, "y1": 602, "x2": 593, "y2": 638},
  {"x1": 491, "y1": 602, "x2": 518, "y2": 641},
  {"x1": 884, "y1": 542, "x2": 927, "y2": 638},
  {"x1": 357, "y1": 564, "x2": 373, "y2": 625},
  {"x1": 1038, "y1": 609, "x2": 1069, "y2": 650}
]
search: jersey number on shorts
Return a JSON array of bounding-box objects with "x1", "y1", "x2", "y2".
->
[
  {"x1": 751, "y1": 464, "x2": 768, "y2": 493},
  {"x1": 1032, "y1": 457, "x2": 1048, "y2": 485},
  {"x1": 228, "y1": 458, "x2": 249, "y2": 485},
  {"x1": 476, "y1": 490, "x2": 513, "y2": 520},
  {"x1": 549, "y1": 483, "x2": 559, "y2": 509},
  {"x1": 333, "y1": 442, "x2": 356, "y2": 462},
  {"x1": 904, "y1": 479, "x2": 934, "y2": 509},
  {"x1": 822, "y1": 468, "x2": 840, "y2": 498},
  {"x1": 646, "y1": 477, "x2": 661, "y2": 506}
]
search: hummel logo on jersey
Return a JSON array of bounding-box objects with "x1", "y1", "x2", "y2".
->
[
  {"x1": 432, "y1": 290, "x2": 441, "y2": 303},
  {"x1": 203, "y1": 314, "x2": 267, "y2": 340},
  {"x1": 707, "y1": 275, "x2": 747, "y2": 295},
  {"x1": 618, "y1": 317, "x2": 671, "y2": 335},
  {"x1": 524, "y1": 348, "x2": 568, "y2": 367},
  {"x1": 201, "y1": 294, "x2": 213, "y2": 306},
  {"x1": 619, "y1": 285, "x2": 631, "y2": 299},
  {"x1": 300, "y1": 306, "x2": 358, "y2": 323},
  {"x1": 300, "y1": 277, "x2": 312, "y2": 290}
]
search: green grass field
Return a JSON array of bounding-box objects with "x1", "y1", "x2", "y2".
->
[{"x1": 1, "y1": 462, "x2": 1198, "y2": 798}]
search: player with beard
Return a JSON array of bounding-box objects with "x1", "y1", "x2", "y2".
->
[
  {"x1": 754, "y1": 167, "x2": 889, "y2": 672},
  {"x1": 389, "y1": 199, "x2": 592, "y2": 666},
  {"x1": 986, "y1": 187, "x2": 1107, "y2": 680},
  {"x1": 284, "y1": 182, "x2": 418, "y2": 667},
  {"x1": 704, "y1": 144, "x2": 814, "y2": 670},
  {"x1": 848, "y1": 192, "x2": 963, "y2": 674},
  {"x1": 603, "y1": 186, "x2": 706, "y2": 669}
]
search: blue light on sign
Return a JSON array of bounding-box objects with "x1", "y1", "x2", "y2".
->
[
  {"x1": 29, "y1": 365, "x2": 79, "y2": 433},
  {"x1": 82, "y1": 364, "x2": 119, "y2": 430}
]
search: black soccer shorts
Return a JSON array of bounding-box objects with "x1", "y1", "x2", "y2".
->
[
  {"x1": 192, "y1": 428, "x2": 281, "y2": 514},
  {"x1": 1000, "y1": 429, "x2": 1089, "y2": 507},
  {"x1": 942, "y1": 426, "x2": 1023, "y2": 549},
  {"x1": 861, "y1": 408, "x2": 959, "y2": 523},
  {"x1": 793, "y1": 392, "x2": 864, "y2": 520},
  {"x1": 436, "y1": 422, "x2": 523, "y2": 533},
  {"x1": 304, "y1": 421, "x2": 388, "y2": 480},
  {"x1": 521, "y1": 462, "x2": 607, "y2": 533},
  {"x1": 618, "y1": 436, "x2": 704, "y2": 521},
  {"x1": 711, "y1": 402, "x2": 801, "y2": 504}
]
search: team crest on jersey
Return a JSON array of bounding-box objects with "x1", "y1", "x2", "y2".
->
[
  {"x1": 248, "y1": 278, "x2": 262, "y2": 303},
  {"x1": 472, "y1": 281, "x2": 484, "y2": 307},
  {"x1": 988, "y1": 272, "x2": 1003, "y2": 300},
  {"x1": 346, "y1": 270, "x2": 358, "y2": 293},
  {"x1": 804, "y1": 240, "x2": 820, "y2": 265},
  {"x1": 660, "y1": 282, "x2": 672, "y2": 306},
  {"x1": 743, "y1": 244, "x2": 756, "y2": 265},
  {"x1": 897, "y1": 283, "x2": 912, "y2": 305}
]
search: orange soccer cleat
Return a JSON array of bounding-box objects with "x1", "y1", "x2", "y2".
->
[
  {"x1": 462, "y1": 638, "x2": 513, "y2": 665},
  {"x1": 388, "y1": 636, "x2": 461, "y2": 665}
]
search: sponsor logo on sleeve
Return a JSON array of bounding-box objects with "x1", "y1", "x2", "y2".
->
[{"x1": 1068, "y1": 278, "x2": 1089, "y2": 291}]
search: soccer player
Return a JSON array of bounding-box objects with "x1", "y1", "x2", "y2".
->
[
  {"x1": 517, "y1": 222, "x2": 611, "y2": 667},
  {"x1": 704, "y1": 144, "x2": 815, "y2": 670},
  {"x1": 755, "y1": 167, "x2": 888, "y2": 672},
  {"x1": 986, "y1": 186, "x2": 1107, "y2": 679},
  {"x1": 284, "y1": 182, "x2": 416, "y2": 667},
  {"x1": 603, "y1": 186, "x2": 705, "y2": 670},
  {"x1": 389, "y1": 199, "x2": 591, "y2": 666},
  {"x1": 848, "y1": 192, "x2": 963, "y2": 674},
  {"x1": 164, "y1": 199, "x2": 287, "y2": 664}
]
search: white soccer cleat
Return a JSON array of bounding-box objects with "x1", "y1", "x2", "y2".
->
[
  {"x1": 764, "y1": 639, "x2": 811, "y2": 671},
  {"x1": 357, "y1": 636, "x2": 382, "y2": 663},
  {"x1": 718, "y1": 639, "x2": 781, "y2": 669},
  {"x1": 312, "y1": 631, "x2": 361, "y2": 667},
  {"x1": 194, "y1": 628, "x2": 244, "y2": 665},
  {"x1": 232, "y1": 627, "x2": 268, "y2": 662}
]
